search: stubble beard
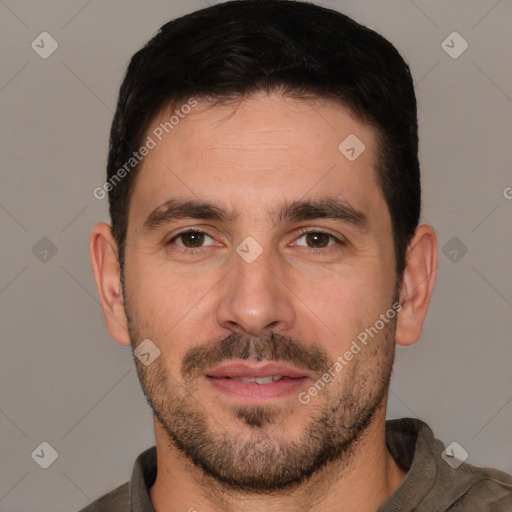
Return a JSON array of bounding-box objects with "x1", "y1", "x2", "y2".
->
[{"x1": 126, "y1": 318, "x2": 396, "y2": 493}]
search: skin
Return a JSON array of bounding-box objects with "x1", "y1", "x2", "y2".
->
[{"x1": 90, "y1": 92, "x2": 437, "y2": 512}]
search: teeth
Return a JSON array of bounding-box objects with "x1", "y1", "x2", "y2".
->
[{"x1": 231, "y1": 376, "x2": 283, "y2": 384}]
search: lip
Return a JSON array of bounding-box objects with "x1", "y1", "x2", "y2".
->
[
  {"x1": 205, "y1": 361, "x2": 312, "y2": 379},
  {"x1": 204, "y1": 360, "x2": 313, "y2": 402}
]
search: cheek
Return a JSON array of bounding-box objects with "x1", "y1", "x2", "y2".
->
[
  {"x1": 124, "y1": 258, "x2": 210, "y2": 339},
  {"x1": 298, "y1": 264, "x2": 392, "y2": 354}
]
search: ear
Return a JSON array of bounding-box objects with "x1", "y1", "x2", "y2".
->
[
  {"x1": 395, "y1": 224, "x2": 438, "y2": 347},
  {"x1": 89, "y1": 222, "x2": 131, "y2": 346}
]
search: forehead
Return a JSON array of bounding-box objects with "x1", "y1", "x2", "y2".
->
[{"x1": 129, "y1": 92, "x2": 386, "y2": 226}]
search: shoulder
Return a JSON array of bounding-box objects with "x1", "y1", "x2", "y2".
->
[
  {"x1": 77, "y1": 482, "x2": 130, "y2": 512},
  {"x1": 417, "y1": 420, "x2": 512, "y2": 511},
  {"x1": 384, "y1": 418, "x2": 512, "y2": 511},
  {"x1": 451, "y1": 462, "x2": 512, "y2": 511}
]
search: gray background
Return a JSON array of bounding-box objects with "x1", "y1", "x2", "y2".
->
[{"x1": 1, "y1": 0, "x2": 511, "y2": 510}]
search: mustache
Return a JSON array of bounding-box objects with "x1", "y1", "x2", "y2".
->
[{"x1": 181, "y1": 332, "x2": 332, "y2": 380}]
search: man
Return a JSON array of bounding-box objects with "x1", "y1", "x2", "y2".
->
[{"x1": 85, "y1": 1, "x2": 512, "y2": 510}]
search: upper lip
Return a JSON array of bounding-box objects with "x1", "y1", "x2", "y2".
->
[{"x1": 205, "y1": 361, "x2": 312, "y2": 379}]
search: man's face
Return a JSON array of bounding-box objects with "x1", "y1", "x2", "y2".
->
[{"x1": 122, "y1": 93, "x2": 398, "y2": 490}]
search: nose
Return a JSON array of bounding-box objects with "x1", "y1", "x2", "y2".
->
[{"x1": 216, "y1": 246, "x2": 296, "y2": 337}]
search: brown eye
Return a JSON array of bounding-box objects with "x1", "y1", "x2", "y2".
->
[
  {"x1": 180, "y1": 231, "x2": 206, "y2": 248},
  {"x1": 304, "y1": 232, "x2": 331, "y2": 248},
  {"x1": 294, "y1": 229, "x2": 341, "y2": 250},
  {"x1": 167, "y1": 230, "x2": 215, "y2": 250}
]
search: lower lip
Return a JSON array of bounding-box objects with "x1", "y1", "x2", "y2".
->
[{"x1": 205, "y1": 376, "x2": 310, "y2": 401}]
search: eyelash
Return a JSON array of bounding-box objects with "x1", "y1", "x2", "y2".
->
[{"x1": 165, "y1": 227, "x2": 345, "y2": 255}]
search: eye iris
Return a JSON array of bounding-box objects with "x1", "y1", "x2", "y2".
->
[
  {"x1": 179, "y1": 232, "x2": 331, "y2": 249},
  {"x1": 306, "y1": 232, "x2": 329, "y2": 248},
  {"x1": 182, "y1": 232, "x2": 204, "y2": 248}
]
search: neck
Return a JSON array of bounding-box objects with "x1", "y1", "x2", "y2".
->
[{"x1": 149, "y1": 404, "x2": 406, "y2": 512}]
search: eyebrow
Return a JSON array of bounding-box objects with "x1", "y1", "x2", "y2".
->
[{"x1": 141, "y1": 197, "x2": 369, "y2": 234}]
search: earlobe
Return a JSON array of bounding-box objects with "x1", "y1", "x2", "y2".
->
[
  {"x1": 395, "y1": 224, "x2": 438, "y2": 347},
  {"x1": 89, "y1": 223, "x2": 131, "y2": 346}
]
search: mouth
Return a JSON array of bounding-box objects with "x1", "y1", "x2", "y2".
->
[{"x1": 204, "y1": 361, "x2": 313, "y2": 402}]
